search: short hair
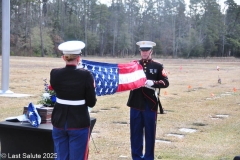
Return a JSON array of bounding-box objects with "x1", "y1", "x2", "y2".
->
[{"x1": 63, "y1": 54, "x2": 79, "y2": 62}]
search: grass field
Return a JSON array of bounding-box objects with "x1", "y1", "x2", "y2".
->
[{"x1": 0, "y1": 56, "x2": 240, "y2": 160}]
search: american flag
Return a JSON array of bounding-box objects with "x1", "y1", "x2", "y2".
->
[
  {"x1": 80, "y1": 60, "x2": 146, "y2": 96},
  {"x1": 27, "y1": 102, "x2": 41, "y2": 127}
]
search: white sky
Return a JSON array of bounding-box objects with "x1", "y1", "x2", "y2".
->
[
  {"x1": 99, "y1": 0, "x2": 240, "y2": 8},
  {"x1": 185, "y1": 0, "x2": 240, "y2": 6},
  {"x1": 185, "y1": 0, "x2": 240, "y2": 11},
  {"x1": 184, "y1": 0, "x2": 240, "y2": 13}
]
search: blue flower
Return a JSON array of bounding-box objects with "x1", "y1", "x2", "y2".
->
[{"x1": 51, "y1": 95, "x2": 56, "y2": 103}]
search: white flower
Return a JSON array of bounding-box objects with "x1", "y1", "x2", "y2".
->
[{"x1": 42, "y1": 93, "x2": 50, "y2": 99}]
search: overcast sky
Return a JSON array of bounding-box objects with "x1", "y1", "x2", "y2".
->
[
  {"x1": 185, "y1": 0, "x2": 240, "y2": 11},
  {"x1": 184, "y1": 0, "x2": 240, "y2": 12},
  {"x1": 99, "y1": 0, "x2": 240, "y2": 9}
]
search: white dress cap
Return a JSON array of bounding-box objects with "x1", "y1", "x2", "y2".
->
[
  {"x1": 136, "y1": 41, "x2": 156, "y2": 48},
  {"x1": 58, "y1": 41, "x2": 85, "y2": 54}
]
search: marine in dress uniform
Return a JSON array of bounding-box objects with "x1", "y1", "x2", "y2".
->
[
  {"x1": 127, "y1": 41, "x2": 169, "y2": 160},
  {"x1": 50, "y1": 41, "x2": 97, "y2": 160}
]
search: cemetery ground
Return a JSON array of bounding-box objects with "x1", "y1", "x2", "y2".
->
[{"x1": 0, "y1": 56, "x2": 240, "y2": 160}]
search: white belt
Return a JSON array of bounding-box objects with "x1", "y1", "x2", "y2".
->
[
  {"x1": 56, "y1": 98, "x2": 85, "y2": 105},
  {"x1": 144, "y1": 86, "x2": 160, "y2": 98},
  {"x1": 144, "y1": 85, "x2": 155, "y2": 91}
]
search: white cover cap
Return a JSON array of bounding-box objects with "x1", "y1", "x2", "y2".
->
[
  {"x1": 136, "y1": 41, "x2": 156, "y2": 48},
  {"x1": 58, "y1": 41, "x2": 85, "y2": 54}
]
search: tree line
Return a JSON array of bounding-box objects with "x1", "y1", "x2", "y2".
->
[{"x1": 0, "y1": 0, "x2": 239, "y2": 58}]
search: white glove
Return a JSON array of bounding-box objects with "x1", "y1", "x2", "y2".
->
[{"x1": 145, "y1": 80, "x2": 154, "y2": 87}]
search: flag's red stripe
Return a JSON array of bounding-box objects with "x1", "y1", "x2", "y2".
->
[
  {"x1": 118, "y1": 62, "x2": 142, "y2": 74},
  {"x1": 117, "y1": 61, "x2": 146, "y2": 92},
  {"x1": 117, "y1": 77, "x2": 146, "y2": 92}
]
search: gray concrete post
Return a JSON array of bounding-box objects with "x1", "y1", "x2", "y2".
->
[{"x1": 0, "y1": 0, "x2": 13, "y2": 94}]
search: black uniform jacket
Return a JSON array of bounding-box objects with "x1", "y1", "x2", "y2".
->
[
  {"x1": 127, "y1": 59, "x2": 169, "y2": 112},
  {"x1": 50, "y1": 65, "x2": 97, "y2": 129}
]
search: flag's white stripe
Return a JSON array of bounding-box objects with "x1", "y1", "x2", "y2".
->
[{"x1": 119, "y1": 70, "x2": 146, "y2": 84}]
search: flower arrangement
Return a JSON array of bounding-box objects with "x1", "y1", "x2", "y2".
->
[{"x1": 38, "y1": 79, "x2": 56, "y2": 107}]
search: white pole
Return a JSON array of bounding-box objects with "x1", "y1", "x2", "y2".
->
[{"x1": 0, "y1": 0, "x2": 13, "y2": 94}]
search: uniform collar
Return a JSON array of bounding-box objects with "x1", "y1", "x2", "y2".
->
[
  {"x1": 140, "y1": 59, "x2": 152, "y2": 73},
  {"x1": 65, "y1": 64, "x2": 77, "y2": 69},
  {"x1": 140, "y1": 59, "x2": 152, "y2": 64}
]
